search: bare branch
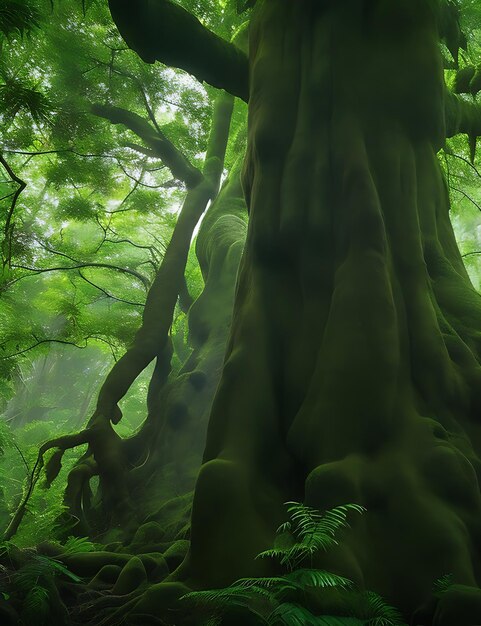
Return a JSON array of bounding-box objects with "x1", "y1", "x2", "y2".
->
[
  {"x1": 0, "y1": 337, "x2": 89, "y2": 359},
  {"x1": 451, "y1": 185, "x2": 481, "y2": 212},
  {"x1": 78, "y1": 270, "x2": 145, "y2": 307},
  {"x1": 11, "y1": 262, "x2": 150, "y2": 288}
]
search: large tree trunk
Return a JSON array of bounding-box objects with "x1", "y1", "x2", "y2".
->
[{"x1": 187, "y1": 0, "x2": 481, "y2": 617}]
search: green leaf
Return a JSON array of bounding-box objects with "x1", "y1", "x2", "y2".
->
[
  {"x1": 285, "y1": 569, "x2": 354, "y2": 590},
  {"x1": 268, "y1": 603, "x2": 364, "y2": 626},
  {"x1": 20, "y1": 585, "x2": 50, "y2": 626},
  {"x1": 0, "y1": 0, "x2": 40, "y2": 37},
  {"x1": 61, "y1": 536, "x2": 98, "y2": 555}
]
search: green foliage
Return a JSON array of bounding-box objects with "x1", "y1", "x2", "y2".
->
[
  {"x1": 0, "y1": 0, "x2": 40, "y2": 38},
  {"x1": 268, "y1": 605, "x2": 363, "y2": 626},
  {"x1": 0, "y1": 547, "x2": 80, "y2": 626},
  {"x1": 257, "y1": 502, "x2": 365, "y2": 571},
  {"x1": 61, "y1": 535, "x2": 98, "y2": 554},
  {"x1": 0, "y1": 76, "x2": 53, "y2": 124},
  {"x1": 433, "y1": 573, "x2": 454, "y2": 596},
  {"x1": 13, "y1": 553, "x2": 81, "y2": 588},
  {"x1": 182, "y1": 502, "x2": 405, "y2": 626}
]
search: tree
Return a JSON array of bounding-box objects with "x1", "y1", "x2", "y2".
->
[
  {"x1": 3, "y1": 0, "x2": 481, "y2": 624},
  {"x1": 104, "y1": 0, "x2": 481, "y2": 621}
]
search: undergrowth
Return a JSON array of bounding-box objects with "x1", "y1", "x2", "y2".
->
[{"x1": 181, "y1": 502, "x2": 407, "y2": 626}]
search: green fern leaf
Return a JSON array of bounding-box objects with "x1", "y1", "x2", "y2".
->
[
  {"x1": 348, "y1": 591, "x2": 405, "y2": 626},
  {"x1": 256, "y1": 548, "x2": 291, "y2": 562},
  {"x1": 433, "y1": 574, "x2": 453, "y2": 595},
  {"x1": 20, "y1": 585, "x2": 50, "y2": 626},
  {"x1": 268, "y1": 603, "x2": 364, "y2": 626},
  {"x1": 61, "y1": 536, "x2": 98, "y2": 555},
  {"x1": 277, "y1": 521, "x2": 292, "y2": 534},
  {"x1": 14, "y1": 555, "x2": 81, "y2": 590},
  {"x1": 285, "y1": 569, "x2": 354, "y2": 590},
  {"x1": 235, "y1": 576, "x2": 296, "y2": 590},
  {"x1": 181, "y1": 584, "x2": 269, "y2": 609}
]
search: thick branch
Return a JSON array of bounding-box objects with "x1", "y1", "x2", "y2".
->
[
  {"x1": 92, "y1": 103, "x2": 203, "y2": 188},
  {"x1": 108, "y1": 0, "x2": 249, "y2": 101},
  {"x1": 445, "y1": 91, "x2": 481, "y2": 140}
]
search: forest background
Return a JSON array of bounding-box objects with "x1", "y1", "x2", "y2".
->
[{"x1": 1, "y1": 0, "x2": 481, "y2": 623}]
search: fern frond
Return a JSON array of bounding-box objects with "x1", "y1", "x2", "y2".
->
[
  {"x1": 268, "y1": 603, "x2": 365, "y2": 625},
  {"x1": 256, "y1": 548, "x2": 290, "y2": 561},
  {"x1": 235, "y1": 576, "x2": 295, "y2": 590},
  {"x1": 267, "y1": 602, "x2": 318, "y2": 626},
  {"x1": 181, "y1": 584, "x2": 270, "y2": 609},
  {"x1": 14, "y1": 555, "x2": 81, "y2": 590},
  {"x1": 433, "y1": 574, "x2": 453, "y2": 595},
  {"x1": 349, "y1": 591, "x2": 405, "y2": 626},
  {"x1": 309, "y1": 505, "x2": 365, "y2": 539},
  {"x1": 61, "y1": 536, "x2": 97, "y2": 555},
  {"x1": 285, "y1": 568, "x2": 354, "y2": 590},
  {"x1": 276, "y1": 521, "x2": 292, "y2": 534},
  {"x1": 20, "y1": 585, "x2": 50, "y2": 626},
  {"x1": 286, "y1": 503, "x2": 365, "y2": 541}
]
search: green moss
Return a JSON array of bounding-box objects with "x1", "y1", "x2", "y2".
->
[{"x1": 112, "y1": 556, "x2": 147, "y2": 595}]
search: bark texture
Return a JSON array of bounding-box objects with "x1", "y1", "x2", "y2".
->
[{"x1": 187, "y1": 0, "x2": 481, "y2": 619}]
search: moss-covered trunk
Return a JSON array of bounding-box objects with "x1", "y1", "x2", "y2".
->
[{"x1": 188, "y1": 0, "x2": 481, "y2": 616}]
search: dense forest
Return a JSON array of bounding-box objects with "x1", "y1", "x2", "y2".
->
[{"x1": 2, "y1": 0, "x2": 481, "y2": 624}]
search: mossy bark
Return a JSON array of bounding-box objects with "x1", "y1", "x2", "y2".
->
[{"x1": 188, "y1": 0, "x2": 481, "y2": 616}]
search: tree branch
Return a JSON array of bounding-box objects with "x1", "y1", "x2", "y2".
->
[
  {"x1": 108, "y1": 0, "x2": 249, "y2": 101},
  {"x1": 451, "y1": 185, "x2": 481, "y2": 212},
  {"x1": 0, "y1": 338, "x2": 89, "y2": 359},
  {"x1": 92, "y1": 103, "x2": 203, "y2": 188},
  {"x1": 0, "y1": 154, "x2": 27, "y2": 267},
  {"x1": 11, "y1": 262, "x2": 150, "y2": 289},
  {"x1": 445, "y1": 91, "x2": 481, "y2": 144},
  {"x1": 78, "y1": 270, "x2": 145, "y2": 307}
]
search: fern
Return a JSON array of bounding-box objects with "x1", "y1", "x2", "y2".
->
[
  {"x1": 285, "y1": 569, "x2": 354, "y2": 591},
  {"x1": 14, "y1": 554, "x2": 82, "y2": 590},
  {"x1": 257, "y1": 502, "x2": 365, "y2": 571},
  {"x1": 21, "y1": 585, "x2": 50, "y2": 626},
  {"x1": 61, "y1": 535, "x2": 98, "y2": 555},
  {"x1": 182, "y1": 584, "x2": 269, "y2": 608},
  {"x1": 268, "y1": 603, "x2": 364, "y2": 625},
  {"x1": 345, "y1": 591, "x2": 405, "y2": 626},
  {"x1": 180, "y1": 502, "x2": 406, "y2": 626},
  {"x1": 433, "y1": 573, "x2": 453, "y2": 596},
  {"x1": 235, "y1": 576, "x2": 297, "y2": 590}
]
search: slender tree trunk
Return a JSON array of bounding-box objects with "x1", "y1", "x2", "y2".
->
[{"x1": 187, "y1": 0, "x2": 481, "y2": 616}]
